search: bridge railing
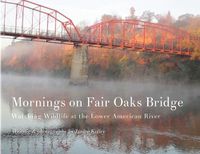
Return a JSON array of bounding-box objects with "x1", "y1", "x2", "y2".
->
[
  {"x1": 82, "y1": 31, "x2": 192, "y2": 55},
  {"x1": 1, "y1": 25, "x2": 82, "y2": 42}
]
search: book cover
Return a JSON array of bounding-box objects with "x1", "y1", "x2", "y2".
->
[{"x1": 1, "y1": 0, "x2": 200, "y2": 154}]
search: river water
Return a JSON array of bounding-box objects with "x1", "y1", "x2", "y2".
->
[{"x1": 1, "y1": 74, "x2": 200, "y2": 154}]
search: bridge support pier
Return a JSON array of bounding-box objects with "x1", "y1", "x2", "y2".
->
[{"x1": 69, "y1": 45, "x2": 88, "y2": 85}]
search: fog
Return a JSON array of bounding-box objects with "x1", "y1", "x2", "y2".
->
[
  {"x1": 1, "y1": 73, "x2": 200, "y2": 131},
  {"x1": 2, "y1": 72, "x2": 200, "y2": 99}
]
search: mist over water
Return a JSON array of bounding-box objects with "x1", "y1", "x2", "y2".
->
[{"x1": 1, "y1": 73, "x2": 200, "y2": 154}]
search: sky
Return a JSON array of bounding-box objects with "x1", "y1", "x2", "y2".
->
[
  {"x1": 1, "y1": 0, "x2": 200, "y2": 49},
  {"x1": 30, "y1": 0, "x2": 200, "y2": 25}
]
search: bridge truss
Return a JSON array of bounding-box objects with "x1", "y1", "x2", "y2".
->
[{"x1": 1, "y1": 0, "x2": 199, "y2": 56}]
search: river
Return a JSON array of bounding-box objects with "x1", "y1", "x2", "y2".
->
[{"x1": 1, "y1": 73, "x2": 200, "y2": 154}]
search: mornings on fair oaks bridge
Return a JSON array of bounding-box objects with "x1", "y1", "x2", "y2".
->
[
  {"x1": 12, "y1": 96, "x2": 183, "y2": 111},
  {"x1": 1, "y1": 0, "x2": 200, "y2": 153}
]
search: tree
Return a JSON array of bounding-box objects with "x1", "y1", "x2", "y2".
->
[
  {"x1": 126, "y1": 7, "x2": 137, "y2": 19},
  {"x1": 106, "y1": 54, "x2": 121, "y2": 79},
  {"x1": 101, "y1": 14, "x2": 121, "y2": 22},
  {"x1": 157, "y1": 11, "x2": 174, "y2": 25},
  {"x1": 175, "y1": 14, "x2": 194, "y2": 29},
  {"x1": 187, "y1": 16, "x2": 200, "y2": 59},
  {"x1": 140, "y1": 10, "x2": 155, "y2": 22},
  {"x1": 191, "y1": 41, "x2": 200, "y2": 60}
]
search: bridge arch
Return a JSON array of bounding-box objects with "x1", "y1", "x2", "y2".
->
[{"x1": 84, "y1": 19, "x2": 194, "y2": 56}]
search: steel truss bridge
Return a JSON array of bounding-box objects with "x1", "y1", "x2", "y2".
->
[{"x1": 1, "y1": 0, "x2": 200, "y2": 56}]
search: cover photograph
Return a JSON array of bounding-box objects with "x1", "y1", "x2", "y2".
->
[{"x1": 1, "y1": 0, "x2": 200, "y2": 153}]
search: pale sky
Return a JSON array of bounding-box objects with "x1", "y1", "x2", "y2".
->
[
  {"x1": 31, "y1": 0, "x2": 200, "y2": 25},
  {"x1": 1, "y1": 0, "x2": 200, "y2": 49}
]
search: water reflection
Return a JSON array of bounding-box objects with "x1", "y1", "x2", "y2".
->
[{"x1": 1, "y1": 74, "x2": 200, "y2": 154}]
